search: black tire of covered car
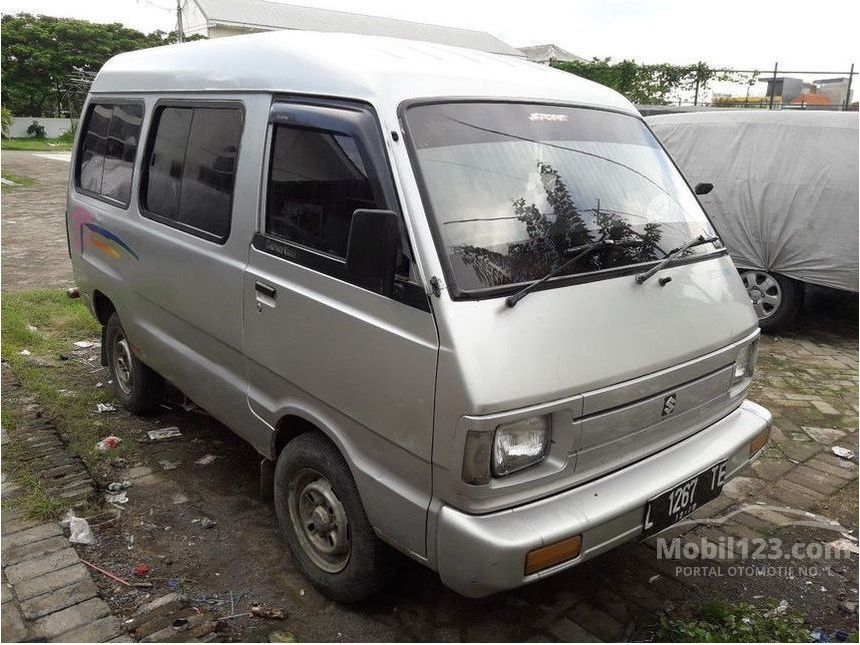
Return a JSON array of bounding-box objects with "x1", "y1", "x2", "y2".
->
[
  {"x1": 105, "y1": 312, "x2": 165, "y2": 414},
  {"x1": 739, "y1": 269, "x2": 803, "y2": 332},
  {"x1": 274, "y1": 432, "x2": 392, "y2": 603}
]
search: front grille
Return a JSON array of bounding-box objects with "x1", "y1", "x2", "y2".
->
[{"x1": 572, "y1": 364, "x2": 739, "y2": 485}]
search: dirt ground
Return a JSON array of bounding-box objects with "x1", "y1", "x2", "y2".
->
[
  {"x1": 1, "y1": 151, "x2": 74, "y2": 291},
  {"x1": 2, "y1": 151, "x2": 859, "y2": 641}
]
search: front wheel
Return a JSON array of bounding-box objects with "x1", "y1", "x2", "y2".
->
[
  {"x1": 740, "y1": 270, "x2": 803, "y2": 332},
  {"x1": 274, "y1": 432, "x2": 391, "y2": 603}
]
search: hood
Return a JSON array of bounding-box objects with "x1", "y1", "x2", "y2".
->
[{"x1": 435, "y1": 253, "x2": 757, "y2": 415}]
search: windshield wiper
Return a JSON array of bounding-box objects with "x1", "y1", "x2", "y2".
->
[
  {"x1": 634, "y1": 234, "x2": 719, "y2": 285},
  {"x1": 506, "y1": 238, "x2": 640, "y2": 307}
]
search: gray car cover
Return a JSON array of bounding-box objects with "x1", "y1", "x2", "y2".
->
[{"x1": 648, "y1": 110, "x2": 859, "y2": 292}]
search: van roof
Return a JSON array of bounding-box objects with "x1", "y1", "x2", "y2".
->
[{"x1": 91, "y1": 30, "x2": 636, "y2": 115}]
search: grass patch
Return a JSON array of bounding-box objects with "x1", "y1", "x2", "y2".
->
[
  {"x1": 1, "y1": 137, "x2": 73, "y2": 151},
  {"x1": 1, "y1": 171, "x2": 36, "y2": 187},
  {"x1": 1, "y1": 440, "x2": 66, "y2": 520},
  {"x1": 0, "y1": 402, "x2": 25, "y2": 432},
  {"x1": 656, "y1": 598, "x2": 811, "y2": 642},
  {"x1": 1, "y1": 290, "x2": 139, "y2": 495}
]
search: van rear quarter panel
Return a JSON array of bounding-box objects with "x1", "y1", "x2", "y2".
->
[{"x1": 69, "y1": 93, "x2": 273, "y2": 450}]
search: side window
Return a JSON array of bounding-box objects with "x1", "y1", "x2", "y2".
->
[
  {"x1": 265, "y1": 125, "x2": 380, "y2": 257},
  {"x1": 76, "y1": 102, "x2": 143, "y2": 205},
  {"x1": 102, "y1": 104, "x2": 145, "y2": 204},
  {"x1": 141, "y1": 105, "x2": 242, "y2": 242},
  {"x1": 179, "y1": 109, "x2": 242, "y2": 239},
  {"x1": 143, "y1": 107, "x2": 191, "y2": 218}
]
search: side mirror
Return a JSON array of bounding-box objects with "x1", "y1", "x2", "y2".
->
[
  {"x1": 694, "y1": 182, "x2": 714, "y2": 196},
  {"x1": 346, "y1": 209, "x2": 399, "y2": 295}
]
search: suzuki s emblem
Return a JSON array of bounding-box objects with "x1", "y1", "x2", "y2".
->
[{"x1": 662, "y1": 394, "x2": 678, "y2": 416}]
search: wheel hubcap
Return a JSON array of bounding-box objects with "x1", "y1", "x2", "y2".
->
[
  {"x1": 288, "y1": 469, "x2": 351, "y2": 573},
  {"x1": 112, "y1": 335, "x2": 134, "y2": 395},
  {"x1": 741, "y1": 270, "x2": 782, "y2": 320}
]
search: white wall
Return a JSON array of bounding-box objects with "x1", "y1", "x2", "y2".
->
[
  {"x1": 207, "y1": 25, "x2": 259, "y2": 38},
  {"x1": 182, "y1": 0, "x2": 211, "y2": 37},
  {"x1": 8, "y1": 117, "x2": 77, "y2": 139},
  {"x1": 816, "y1": 81, "x2": 851, "y2": 106}
]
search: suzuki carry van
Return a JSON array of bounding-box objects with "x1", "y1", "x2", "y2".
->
[{"x1": 66, "y1": 31, "x2": 771, "y2": 601}]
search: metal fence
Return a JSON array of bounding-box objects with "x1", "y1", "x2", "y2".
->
[{"x1": 671, "y1": 62, "x2": 857, "y2": 112}]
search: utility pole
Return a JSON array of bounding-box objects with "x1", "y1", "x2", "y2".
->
[
  {"x1": 768, "y1": 62, "x2": 778, "y2": 109},
  {"x1": 176, "y1": 0, "x2": 184, "y2": 43}
]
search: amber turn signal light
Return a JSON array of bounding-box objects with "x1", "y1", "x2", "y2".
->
[
  {"x1": 524, "y1": 535, "x2": 582, "y2": 575},
  {"x1": 749, "y1": 427, "x2": 770, "y2": 457}
]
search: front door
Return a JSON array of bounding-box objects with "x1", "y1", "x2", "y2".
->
[{"x1": 242, "y1": 99, "x2": 438, "y2": 559}]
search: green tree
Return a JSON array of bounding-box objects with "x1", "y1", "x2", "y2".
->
[
  {"x1": 1, "y1": 14, "x2": 203, "y2": 118},
  {"x1": 455, "y1": 162, "x2": 664, "y2": 286},
  {"x1": 1, "y1": 107, "x2": 12, "y2": 138},
  {"x1": 553, "y1": 58, "x2": 744, "y2": 105}
]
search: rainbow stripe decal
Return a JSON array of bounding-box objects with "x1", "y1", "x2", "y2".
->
[{"x1": 84, "y1": 223, "x2": 139, "y2": 261}]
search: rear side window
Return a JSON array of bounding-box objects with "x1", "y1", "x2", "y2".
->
[
  {"x1": 141, "y1": 105, "x2": 242, "y2": 243},
  {"x1": 76, "y1": 102, "x2": 143, "y2": 206},
  {"x1": 265, "y1": 125, "x2": 381, "y2": 257}
]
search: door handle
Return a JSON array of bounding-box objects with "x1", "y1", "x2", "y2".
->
[{"x1": 255, "y1": 281, "x2": 277, "y2": 300}]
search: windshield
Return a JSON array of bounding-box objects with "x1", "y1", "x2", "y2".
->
[{"x1": 403, "y1": 102, "x2": 720, "y2": 294}]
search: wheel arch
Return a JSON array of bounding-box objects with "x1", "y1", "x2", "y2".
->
[
  {"x1": 264, "y1": 403, "x2": 430, "y2": 562},
  {"x1": 269, "y1": 408, "x2": 362, "y2": 480},
  {"x1": 91, "y1": 289, "x2": 116, "y2": 326},
  {"x1": 271, "y1": 412, "x2": 324, "y2": 461},
  {"x1": 91, "y1": 290, "x2": 117, "y2": 366}
]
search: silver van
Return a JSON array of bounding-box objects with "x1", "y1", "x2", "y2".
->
[{"x1": 66, "y1": 31, "x2": 771, "y2": 601}]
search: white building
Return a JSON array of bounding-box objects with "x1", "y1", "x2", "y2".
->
[
  {"x1": 181, "y1": 0, "x2": 523, "y2": 57},
  {"x1": 517, "y1": 43, "x2": 585, "y2": 65},
  {"x1": 814, "y1": 77, "x2": 853, "y2": 107}
]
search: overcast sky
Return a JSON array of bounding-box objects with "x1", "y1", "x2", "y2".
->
[{"x1": 2, "y1": 0, "x2": 857, "y2": 71}]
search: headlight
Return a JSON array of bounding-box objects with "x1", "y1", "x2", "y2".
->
[
  {"x1": 492, "y1": 415, "x2": 550, "y2": 477},
  {"x1": 733, "y1": 339, "x2": 759, "y2": 381}
]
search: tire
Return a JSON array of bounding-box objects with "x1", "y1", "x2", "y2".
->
[
  {"x1": 274, "y1": 432, "x2": 391, "y2": 603},
  {"x1": 740, "y1": 270, "x2": 803, "y2": 332},
  {"x1": 105, "y1": 313, "x2": 165, "y2": 414}
]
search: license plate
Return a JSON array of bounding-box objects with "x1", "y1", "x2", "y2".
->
[{"x1": 643, "y1": 461, "x2": 727, "y2": 537}]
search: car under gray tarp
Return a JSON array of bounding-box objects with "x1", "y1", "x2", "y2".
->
[{"x1": 648, "y1": 110, "x2": 859, "y2": 293}]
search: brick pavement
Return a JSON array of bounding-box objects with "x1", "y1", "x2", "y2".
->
[
  {"x1": 1, "y1": 367, "x2": 221, "y2": 643},
  {"x1": 1, "y1": 367, "x2": 126, "y2": 642},
  {"x1": 2, "y1": 497, "x2": 126, "y2": 642}
]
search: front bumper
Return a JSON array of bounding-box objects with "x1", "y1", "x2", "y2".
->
[{"x1": 436, "y1": 399, "x2": 771, "y2": 597}]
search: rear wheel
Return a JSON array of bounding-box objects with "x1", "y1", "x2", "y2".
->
[
  {"x1": 740, "y1": 270, "x2": 803, "y2": 332},
  {"x1": 274, "y1": 432, "x2": 391, "y2": 603},
  {"x1": 105, "y1": 313, "x2": 165, "y2": 414}
]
